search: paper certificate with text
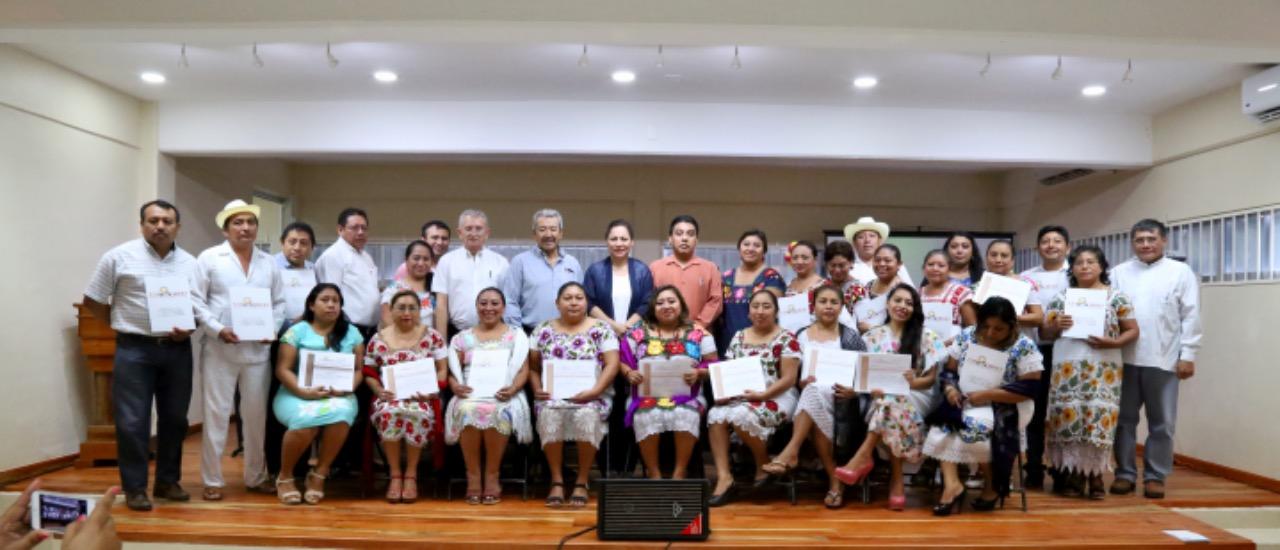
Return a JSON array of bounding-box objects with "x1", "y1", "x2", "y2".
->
[
  {"x1": 853, "y1": 294, "x2": 888, "y2": 327},
  {"x1": 282, "y1": 268, "x2": 315, "y2": 319},
  {"x1": 923, "y1": 302, "x2": 959, "y2": 340},
  {"x1": 804, "y1": 348, "x2": 858, "y2": 388},
  {"x1": 777, "y1": 294, "x2": 811, "y2": 333},
  {"x1": 709, "y1": 356, "x2": 768, "y2": 400},
  {"x1": 639, "y1": 356, "x2": 698, "y2": 398},
  {"x1": 383, "y1": 359, "x2": 439, "y2": 400},
  {"x1": 959, "y1": 344, "x2": 1008, "y2": 394},
  {"x1": 144, "y1": 275, "x2": 196, "y2": 333},
  {"x1": 973, "y1": 273, "x2": 1032, "y2": 314},
  {"x1": 299, "y1": 350, "x2": 356, "y2": 392},
  {"x1": 1062, "y1": 288, "x2": 1108, "y2": 340},
  {"x1": 229, "y1": 287, "x2": 275, "y2": 341},
  {"x1": 542, "y1": 359, "x2": 599, "y2": 400},
  {"x1": 855, "y1": 353, "x2": 912, "y2": 395},
  {"x1": 467, "y1": 348, "x2": 512, "y2": 398}
]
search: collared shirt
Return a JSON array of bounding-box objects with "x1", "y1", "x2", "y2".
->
[
  {"x1": 192, "y1": 241, "x2": 286, "y2": 363},
  {"x1": 84, "y1": 238, "x2": 198, "y2": 336},
  {"x1": 502, "y1": 247, "x2": 583, "y2": 327},
  {"x1": 851, "y1": 256, "x2": 914, "y2": 287},
  {"x1": 1021, "y1": 264, "x2": 1070, "y2": 345},
  {"x1": 431, "y1": 246, "x2": 510, "y2": 330},
  {"x1": 1111, "y1": 256, "x2": 1203, "y2": 370},
  {"x1": 314, "y1": 237, "x2": 381, "y2": 327},
  {"x1": 649, "y1": 254, "x2": 723, "y2": 328},
  {"x1": 274, "y1": 252, "x2": 317, "y2": 321}
]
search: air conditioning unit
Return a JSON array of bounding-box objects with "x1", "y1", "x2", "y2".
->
[{"x1": 1242, "y1": 65, "x2": 1280, "y2": 123}]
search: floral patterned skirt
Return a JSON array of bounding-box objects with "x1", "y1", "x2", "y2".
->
[
  {"x1": 445, "y1": 395, "x2": 533, "y2": 445},
  {"x1": 370, "y1": 398, "x2": 435, "y2": 448},
  {"x1": 923, "y1": 406, "x2": 995, "y2": 464},
  {"x1": 1046, "y1": 345, "x2": 1123, "y2": 476},
  {"x1": 707, "y1": 389, "x2": 797, "y2": 441},
  {"x1": 534, "y1": 398, "x2": 612, "y2": 448},
  {"x1": 867, "y1": 395, "x2": 926, "y2": 462}
]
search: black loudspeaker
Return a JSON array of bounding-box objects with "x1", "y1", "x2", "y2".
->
[{"x1": 597, "y1": 479, "x2": 710, "y2": 541}]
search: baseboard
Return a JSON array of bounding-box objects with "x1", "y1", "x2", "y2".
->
[
  {"x1": 0, "y1": 453, "x2": 78, "y2": 486},
  {"x1": 1139, "y1": 444, "x2": 1280, "y2": 494}
]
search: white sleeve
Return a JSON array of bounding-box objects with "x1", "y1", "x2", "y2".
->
[
  {"x1": 191, "y1": 253, "x2": 223, "y2": 335},
  {"x1": 84, "y1": 251, "x2": 117, "y2": 303},
  {"x1": 1177, "y1": 266, "x2": 1203, "y2": 362}
]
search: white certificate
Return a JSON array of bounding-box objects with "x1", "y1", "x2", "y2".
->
[
  {"x1": 777, "y1": 293, "x2": 811, "y2": 333},
  {"x1": 923, "y1": 302, "x2": 959, "y2": 340},
  {"x1": 973, "y1": 273, "x2": 1032, "y2": 314},
  {"x1": 542, "y1": 359, "x2": 599, "y2": 400},
  {"x1": 229, "y1": 286, "x2": 275, "y2": 341},
  {"x1": 383, "y1": 359, "x2": 439, "y2": 400},
  {"x1": 467, "y1": 348, "x2": 512, "y2": 398},
  {"x1": 804, "y1": 348, "x2": 857, "y2": 388},
  {"x1": 1062, "y1": 288, "x2": 1108, "y2": 340},
  {"x1": 853, "y1": 294, "x2": 888, "y2": 327},
  {"x1": 143, "y1": 275, "x2": 196, "y2": 333},
  {"x1": 855, "y1": 353, "x2": 912, "y2": 395},
  {"x1": 299, "y1": 350, "x2": 356, "y2": 392},
  {"x1": 959, "y1": 344, "x2": 1008, "y2": 394},
  {"x1": 837, "y1": 307, "x2": 859, "y2": 331},
  {"x1": 639, "y1": 356, "x2": 698, "y2": 398},
  {"x1": 708, "y1": 356, "x2": 768, "y2": 400},
  {"x1": 282, "y1": 268, "x2": 316, "y2": 320}
]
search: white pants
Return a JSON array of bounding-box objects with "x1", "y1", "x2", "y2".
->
[{"x1": 200, "y1": 341, "x2": 270, "y2": 488}]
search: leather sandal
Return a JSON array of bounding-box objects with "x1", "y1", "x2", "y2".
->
[
  {"x1": 569, "y1": 483, "x2": 590, "y2": 508},
  {"x1": 276, "y1": 478, "x2": 301, "y2": 505},
  {"x1": 401, "y1": 476, "x2": 418, "y2": 503},
  {"x1": 823, "y1": 490, "x2": 845, "y2": 509},
  {"x1": 303, "y1": 470, "x2": 326, "y2": 505},
  {"x1": 386, "y1": 476, "x2": 403, "y2": 503},
  {"x1": 545, "y1": 482, "x2": 566, "y2": 508},
  {"x1": 202, "y1": 486, "x2": 223, "y2": 501},
  {"x1": 762, "y1": 460, "x2": 795, "y2": 476}
]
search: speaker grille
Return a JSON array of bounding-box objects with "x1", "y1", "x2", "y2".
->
[{"x1": 597, "y1": 479, "x2": 710, "y2": 541}]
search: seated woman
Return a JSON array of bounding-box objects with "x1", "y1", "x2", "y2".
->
[
  {"x1": 924, "y1": 297, "x2": 1043, "y2": 516},
  {"x1": 618, "y1": 285, "x2": 718, "y2": 479},
  {"x1": 380, "y1": 240, "x2": 435, "y2": 328},
  {"x1": 833, "y1": 284, "x2": 948, "y2": 510},
  {"x1": 529, "y1": 282, "x2": 621, "y2": 508},
  {"x1": 273, "y1": 283, "x2": 364, "y2": 505},
  {"x1": 362, "y1": 289, "x2": 448, "y2": 503},
  {"x1": 762, "y1": 284, "x2": 867, "y2": 509},
  {"x1": 446, "y1": 287, "x2": 533, "y2": 505},
  {"x1": 706, "y1": 289, "x2": 801, "y2": 507}
]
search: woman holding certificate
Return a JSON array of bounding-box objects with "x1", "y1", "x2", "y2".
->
[
  {"x1": 984, "y1": 240, "x2": 1045, "y2": 343},
  {"x1": 618, "y1": 285, "x2": 718, "y2": 479},
  {"x1": 834, "y1": 284, "x2": 948, "y2": 510},
  {"x1": 446, "y1": 287, "x2": 533, "y2": 505},
  {"x1": 924, "y1": 297, "x2": 1042, "y2": 516},
  {"x1": 379, "y1": 240, "x2": 435, "y2": 328},
  {"x1": 273, "y1": 284, "x2": 364, "y2": 505},
  {"x1": 1041, "y1": 245, "x2": 1138, "y2": 499},
  {"x1": 529, "y1": 282, "x2": 621, "y2": 508},
  {"x1": 363, "y1": 290, "x2": 449, "y2": 503},
  {"x1": 762, "y1": 284, "x2": 866, "y2": 508},
  {"x1": 920, "y1": 250, "x2": 976, "y2": 344},
  {"x1": 720, "y1": 230, "x2": 786, "y2": 354},
  {"x1": 706, "y1": 289, "x2": 801, "y2": 506},
  {"x1": 943, "y1": 232, "x2": 985, "y2": 288},
  {"x1": 846, "y1": 244, "x2": 910, "y2": 333}
]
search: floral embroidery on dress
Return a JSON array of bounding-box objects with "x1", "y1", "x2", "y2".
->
[{"x1": 722, "y1": 329, "x2": 800, "y2": 426}]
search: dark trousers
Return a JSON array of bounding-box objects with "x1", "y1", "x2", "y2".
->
[
  {"x1": 1025, "y1": 343, "x2": 1055, "y2": 478},
  {"x1": 112, "y1": 334, "x2": 194, "y2": 493}
]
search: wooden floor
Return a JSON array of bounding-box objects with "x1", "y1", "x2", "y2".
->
[{"x1": 8, "y1": 433, "x2": 1279, "y2": 549}]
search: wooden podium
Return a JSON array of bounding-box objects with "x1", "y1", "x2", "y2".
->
[{"x1": 74, "y1": 303, "x2": 118, "y2": 467}]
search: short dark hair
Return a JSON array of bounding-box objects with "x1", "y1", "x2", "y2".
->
[
  {"x1": 1037, "y1": 225, "x2": 1070, "y2": 244},
  {"x1": 280, "y1": 221, "x2": 315, "y2": 244},
  {"x1": 975, "y1": 296, "x2": 1019, "y2": 347},
  {"x1": 669, "y1": 214, "x2": 699, "y2": 236},
  {"x1": 605, "y1": 219, "x2": 634, "y2": 239},
  {"x1": 1068, "y1": 244, "x2": 1111, "y2": 287},
  {"x1": 1131, "y1": 218, "x2": 1168, "y2": 238},
  {"x1": 737, "y1": 229, "x2": 768, "y2": 251},
  {"x1": 421, "y1": 220, "x2": 450, "y2": 238},
  {"x1": 139, "y1": 200, "x2": 180, "y2": 223},
  {"x1": 790, "y1": 240, "x2": 818, "y2": 259},
  {"x1": 556, "y1": 281, "x2": 588, "y2": 301},
  {"x1": 874, "y1": 243, "x2": 902, "y2": 264},
  {"x1": 476, "y1": 286, "x2": 506, "y2": 306},
  {"x1": 824, "y1": 240, "x2": 854, "y2": 264},
  {"x1": 337, "y1": 207, "x2": 368, "y2": 228}
]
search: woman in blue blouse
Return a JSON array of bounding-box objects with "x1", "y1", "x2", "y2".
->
[{"x1": 719, "y1": 229, "x2": 786, "y2": 354}]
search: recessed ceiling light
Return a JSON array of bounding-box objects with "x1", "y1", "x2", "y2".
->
[
  {"x1": 611, "y1": 70, "x2": 636, "y2": 84},
  {"x1": 373, "y1": 70, "x2": 398, "y2": 83},
  {"x1": 1081, "y1": 85, "x2": 1107, "y2": 97},
  {"x1": 139, "y1": 71, "x2": 166, "y2": 84},
  {"x1": 852, "y1": 76, "x2": 878, "y2": 90},
  {"x1": 1259, "y1": 83, "x2": 1278, "y2": 93}
]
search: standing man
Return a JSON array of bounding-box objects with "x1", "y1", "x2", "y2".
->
[
  {"x1": 1019, "y1": 225, "x2": 1072, "y2": 490},
  {"x1": 649, "y1": 215, "x2": 722, "y2": 329},
  {"x1": 393, "y1": 219, "x2": 452, "y2": 283},
  {"x1": 503, "y1": 209, "x2": 583, "y2": 332},
  {"x1": 83, "y1": 200, "x2": 198, "y2": 511},
  {"x1": 275, "y1": 221, "x2": 317, "y2": 324},
  {"x1": 191, "y1": 200, "x2": 286, "y2": 501},
  {"x1": 843, "y1": 216, "x2": 913, "y2": 287},
  {"x1": 433, "y1": 209, "x2": 509, "y2": 338},
  {"x1": 315, "y1": 207, "x2": 380, "y2": 340},
  {"x1": 1110, "y1": 219, "x2": 1202, "y2": 499}
]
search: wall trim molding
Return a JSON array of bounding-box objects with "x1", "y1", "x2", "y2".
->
[
  {"x1": 0, "y1": 423, "x2": 203, "y2": 487},
  {"x1": 1138, "y1": 444, "x2": 1280, "y2": 495}
]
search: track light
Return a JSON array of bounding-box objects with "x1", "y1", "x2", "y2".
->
[
  {"x1": 326, "y1": 42, "x2": 340, "y2": 69},
  {"x1": 978, "y1": 52, "x2": 990, "y2": 78},
  {"x1": 656, "y1": 44, "x2": 665, "y2": 69},
  {"x1": 1051, "y1": 56, "x2": 1063, "y2": 80},
  {"x1": 1122, "y1": 59, "x2": 1134, "y2": 84},
  {"x1": 252, "y1": 42, "x2": 264, "y2": 68},
  {"x1": 179, "y1": 43, "x2": 189, "y2": 68},
  {"x1": 577, "y1": 44, "x2": 589, "y2": 67},
  {"x1": 730, "y1": 45, "x2": 742, "y2": 70}
]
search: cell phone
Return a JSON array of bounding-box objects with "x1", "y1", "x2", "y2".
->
[{"x1": 29, "y1": 491, "x2": 95, "y2": 534}]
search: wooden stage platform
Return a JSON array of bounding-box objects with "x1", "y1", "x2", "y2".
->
[{"x1": 7, "y1": 433, "x2": 1278, "y2": 549}]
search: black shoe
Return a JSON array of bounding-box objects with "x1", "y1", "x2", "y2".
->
[
  {"x1": 970, "y1": 495, "x2": 1003, "y2": 511},
  {"x1": 1024, "y1": 469, "x2": 1045, "y2": 490},
  {"x1": 707, "y1": 483, "x2": 737, "y2": 507},
  {"x1": 125, "y1": 491, "x2": 153, "y2": 511},
  {"x1": 751, "y1": 474, "x2": 773, "y2": 490},
  {"x1": 153, "y1": 482, "x2": 190, "y2": 502},
  {"x1": 1110, "y1": 478, "x2": 1135, "y2": 496}
]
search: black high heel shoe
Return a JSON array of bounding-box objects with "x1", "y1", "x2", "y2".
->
[
  {"x1": 707, "y1": 482, "x2": 737, "y2": 507},
  {"x1": 933, "y1": 490, "x2": 966, "y2": 516},
  {"x1": 970, "y1": 494, "x2": 1004, "y2": 511}
]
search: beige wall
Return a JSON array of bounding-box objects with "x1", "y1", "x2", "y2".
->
[
  {"x1": 173, "y1": 157, "x2": 293, "y2": 254},
  {"x1": 0, "y1": 46, "x2": 145, "y2": 470},
  {"x1": 1001, "y1": 86, "x2": 1280, "y2": 479}
]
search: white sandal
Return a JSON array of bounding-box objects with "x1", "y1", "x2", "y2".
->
[
  {"x1": 303, "y1": 471, "x2": 326, "y2": 505},
  {"x1": 276, "y1": 477, "x2": 301, "y2": 505}
]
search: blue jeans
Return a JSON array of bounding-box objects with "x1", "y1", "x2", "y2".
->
[{"x1": 112, "y1": 334, "x2": 193, "y2": 492}]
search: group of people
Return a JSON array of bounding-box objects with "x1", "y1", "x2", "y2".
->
[{"x1": 82, "y1": 199, "x2": 1201, "y2": 516}]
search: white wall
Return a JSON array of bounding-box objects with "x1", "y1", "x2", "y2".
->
[{"x1": 0, "y1": 45, "x2": 146, "y2": 470}]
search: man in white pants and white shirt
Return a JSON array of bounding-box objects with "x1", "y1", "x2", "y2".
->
[
  {"x1": 192, "y1": 200, "x2": 286, "y2": 500},
  {"x1": 1110, "y1": 218, "x2": 1202, "y2": 499}
]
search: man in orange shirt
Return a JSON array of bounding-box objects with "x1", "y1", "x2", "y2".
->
[{"x1": 649, "y1": 215, "x2": 722, "y2": 329}]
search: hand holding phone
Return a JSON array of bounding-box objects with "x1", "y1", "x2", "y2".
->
[{"x1": 30, "y1": 490, "x2": 95, "y2": 535}]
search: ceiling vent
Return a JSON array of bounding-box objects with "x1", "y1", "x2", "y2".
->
[{"x1": 1039, "y1": 169, "x2": 1096, "y2": 186}]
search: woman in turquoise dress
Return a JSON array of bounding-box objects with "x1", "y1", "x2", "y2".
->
[
  {"x1": 720, "y1": 229, "x2": 786, "y2": 354},
  {"x1": 273, "y1": 283, "x2": 364, "y2": 505}
]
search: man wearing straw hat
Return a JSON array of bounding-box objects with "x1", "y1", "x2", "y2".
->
[
  {"x1": 191, "y1": 199, "x2": 286, "y2": 501},
  {"x1": 842, "y1": 216, "x2": 914, "y2": 287}
]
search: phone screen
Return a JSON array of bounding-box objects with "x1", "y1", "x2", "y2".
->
[{"x1": 37, "y1": 493, "x2": 89, "y2": 533}]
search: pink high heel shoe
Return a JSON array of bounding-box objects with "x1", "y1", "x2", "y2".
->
[
  {"x1": 834, "y1": 462, "x2": 874, "y2": 486},
  {"x1": 888, "y1": 494, "x2": 906, "y2": 511}
]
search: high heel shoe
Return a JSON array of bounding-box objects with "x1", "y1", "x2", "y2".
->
[
  {"x1": 970, "y1": 494, "x2": 1004, "y2": 512},
  {"x1": 707, "y1": 482, "x2": 737, "y2": 507},
  {"x1": 933, "y1": 490, "x2": 965, "y2": 517},
  {"x1": 834, "y1": 461, "x2": 874, "y2": 486},
  {"x1": 888, "y1": 494, "x2": 906, "y2": 511}
]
